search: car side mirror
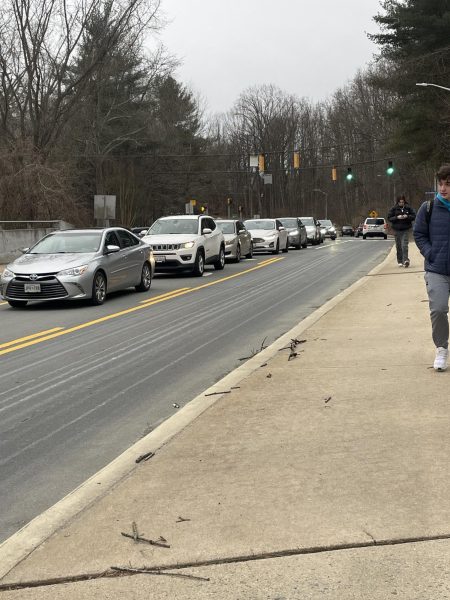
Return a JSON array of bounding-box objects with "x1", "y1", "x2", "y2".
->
[
  {"x1": 138, "y1": 231, "x2": 147, "y2": 237},
  {"x1": 105, "y1": 244, "x2": 120, "y2": 254},
  {"x1": 20, "y1": 247, "x2": 29, "y2": 254},
  {"x1": 203, "y1": 228, "x2": 212, "y2": 234},
  {"x1": 278, "y1": 226, "x2": 285, "y2": 231}
]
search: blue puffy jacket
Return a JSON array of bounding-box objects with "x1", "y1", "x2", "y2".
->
[{"x1": 414, "y1": 198, "x2": 450, "y2": 275}]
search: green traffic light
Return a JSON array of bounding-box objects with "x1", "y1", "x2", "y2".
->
[
  {"x1": 387, "y1": 161, "x2": 394, "y2": 176},
  {"x1": 346, "y1": 167, "x2": 353, "y2": 181}
]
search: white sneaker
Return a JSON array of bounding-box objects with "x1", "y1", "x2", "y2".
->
[
  {"x1": 398, "y1": 263, "x2": 403, "y2": 267},
  {"x1": 434, "y1": 347, "x2": 449, "y2": 371}
]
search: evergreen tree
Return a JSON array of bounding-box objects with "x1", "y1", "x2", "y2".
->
[{"x1": 369, "y1": 0, "x2": 450, "y2": 163}]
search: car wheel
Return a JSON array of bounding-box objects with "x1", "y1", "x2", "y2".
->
[
  {"x1": 234, "y1": 244, "x2": 241, "y2": 263},
  {"x1": 192, "y1": 250, "x2": 205, "y2": 276},
  {"x1": 384, "y1": 235, "x2": 388, "y2": 239},
  {"x1": 91, "y1": 271, "x2": 106, "y2": 305},
  {"x1": 214, "y1": 246, "x2": 225, "y2": 270},
  {"x1": 363, "y1": 235, "x2": 367, "y2": 240},
  {"x1": 272, "y1": 240, "x2": 280, "y2": 255},
  {"x1": 295, "y1": 240, "x2": 301, "y2": 249},
  {"x1": 245, "y1": 242, "x2": 253, "y2": 259},
  {"x1": 8, "y1": 299, "x2": 28, "y2": 308},
  {"x1": 135, "y1": 262, "x2": 152, "y2": 292},
  {"x1": 302, "y1": 240, "x2": 307, "y2": 248},
  {"x1": 282, "y1": 239, "x2": 289, "y2": 253}
]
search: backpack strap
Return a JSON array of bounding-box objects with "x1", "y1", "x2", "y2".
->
[{"x1": 426, "y1": 198, "x2": 434, "y2": 225}]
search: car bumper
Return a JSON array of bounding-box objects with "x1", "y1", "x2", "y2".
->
[
  {"x1": 1, "y1": 274, "x2": 92, "y2": 301},
  {"x1": 363, "y1": 231, "x2": 386, "y2": 237},
  {"x1": 152, "y1": 251, "x2": 196, "y2": 271},
  {"x1": 252, "y1": 239, "x2": 277, "y2": 251}
]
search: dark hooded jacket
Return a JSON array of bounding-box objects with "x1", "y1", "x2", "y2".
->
[
  {"x1": 388, "y1": 201, "x2": 416, "y2": 231},
  {"x1": 414, "y1": 198, "x2": 450, "y2": 276}
]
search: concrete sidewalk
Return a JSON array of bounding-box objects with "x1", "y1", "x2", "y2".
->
[{"x1": 2, "y1": 244, "x2": 450, "y2": 599}]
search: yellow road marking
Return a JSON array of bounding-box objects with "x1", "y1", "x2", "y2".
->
[
  {"x1": 0, "y1": 327, "x2": 64, "y2": 349},
  {"x1": 0, "y1": 257, "x2": 284, "y2": 356},
  {"x1": 139, "y1": 288, "x2": 190, "y2": 304}
]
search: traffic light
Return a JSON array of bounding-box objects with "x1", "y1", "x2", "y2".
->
[
  {"x1": 346, "y1": 167, "x2": 353, "y2": 181},
  {"x1": 387, "y1": 160, "x2": 394, "y2": 176},
  {"x1": 293, "y1": 151, "x2": 301, "y2": 169},
  {"x1": 258, "y1": 153, "x2": 265, "y2": 172},
  {"x1": 331, "y1": 166, "x2": 337, "y2": 181},
  {"x1": 200, "y1": 204, "x2": 208, "y2": 213}
]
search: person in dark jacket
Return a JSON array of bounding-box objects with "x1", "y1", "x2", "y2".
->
[
  {"x1": 388, "y1": 195, "x2": 416, "y2": 267},
  {"x1": 414, "y1": 164, "x2": 450, "y2": 371}
]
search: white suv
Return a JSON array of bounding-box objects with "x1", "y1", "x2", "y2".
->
[
  {"x1": 142, "y1": 215, "x2": 225, "y2": 276},
  {"x1": 362, "y1": 217, "x2": 388, "y2": 239}
]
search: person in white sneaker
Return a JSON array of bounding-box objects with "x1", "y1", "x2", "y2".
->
[
  {"x1": 414, "y1": 164, "x2": 450, "y2": 371},
  {"x1": 388, "y1": 195, "x2": 416, "y2": 268}
]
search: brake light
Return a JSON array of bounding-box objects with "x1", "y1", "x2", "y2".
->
[
  {"x1": 384, "y1": 223, "x2": 387, "y2": 229},
  {"x1": 363, "y1": 224, "x2": 368, "y2": 230}
]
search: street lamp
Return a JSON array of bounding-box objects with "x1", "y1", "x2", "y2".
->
[
  {"x1": 416, "y1": 82, "x2": 450, "y2": 92},
  {"x1": 312, "y1": 188, "x2": 328, "y2": 219}
]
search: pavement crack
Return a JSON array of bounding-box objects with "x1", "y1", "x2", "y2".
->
[{"x1": 4, "y1": 533, "x2": 450, "y2": 592}]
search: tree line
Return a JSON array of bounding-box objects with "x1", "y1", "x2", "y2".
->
[{"x1": 0, "y1": 0, "x2": 448, "y2": 227}]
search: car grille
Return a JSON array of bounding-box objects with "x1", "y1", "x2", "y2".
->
[
  {"x1": 6, "y1": 278, "x2": 68, "y2": 299},
  {"x1": 151, "y1": 243, "x2": 182, "y2": 251},
  {"x1": 253, "y1": 237, "x2": 264, "y2": 243}
]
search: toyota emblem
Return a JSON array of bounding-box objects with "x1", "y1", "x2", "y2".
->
[{"x1": 29, "y1": 273, "x2": 39, "y2": 280}]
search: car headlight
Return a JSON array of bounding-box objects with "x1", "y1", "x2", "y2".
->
[
  {"x1": 58, "y1": 265, "x2": 89, "y2": 276},
  {"x1": 2, "y1": 268, "x2": 14, "y2": 278},
  {"x1": 225, "y1": 239, "x2": 235, "y2": 246},
  {"x1": 181, "y1": 241, "x2": 195, "y2": 249},
  {"x1": 266, "y1": 233, "x2": 277, "y2": 238}
]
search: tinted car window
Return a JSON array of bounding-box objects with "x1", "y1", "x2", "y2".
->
[
  {"x1": 105, "y1": 231, "x2": 120, "y2": 247},
  {"x1": 366, "y1": 218, "x2": 385, "y2": 225},
  {"x1": 116, "y1": 230, "x2": 139, "y2": 248}
]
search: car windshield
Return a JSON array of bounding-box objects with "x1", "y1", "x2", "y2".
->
[
  {"x1": 300, "y1": 217, "x2": 314, "y2": 225},
  {"x1": 29, "y1": 232, "x2": 102, "y2": 254},
  {"x1": 366, "y1": 218, "x2": 385, "y2": 225},
  {"x1": 148, "y1": 218, "x2": 198, "y2": 235},
  {"x1": 320, "y1": 220, "x2": 332, "y2": 227},
  {"x1": 216, "y1": 222, "x2": 235, "y2": 234},
  {"x1": 244, "y1": 220, "x2": 275, "y2": 230},
  {"x1": 278, "y1": 218, "x2": 298, "y2": 228}
]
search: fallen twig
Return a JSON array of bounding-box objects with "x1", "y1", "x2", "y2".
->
[
  {"x1": 135, "y1": 451, "x2": 154, "y2": 464},
  {"x1": 132, "y1": 521, "x2": 138, "y2": 542},
  {"x1": 204, "y1": 391, "x2": 232, "y2": 397},
  {"x1": 111, "y1": 566, "x2": 210, "y2": 581},
  {"x1": 121, "y1": 532, "x2": 170, "y2": 548},
  {"x1": 324, "y1": 396, "x2": 332, "y2": 403},
  {"x1": 238, "y1": 337, "x2": 268, "y2": 361},
  {"x1": 176, "y1": 516, "x2": 191, "y2": 523}
]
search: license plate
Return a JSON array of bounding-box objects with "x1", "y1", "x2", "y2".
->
[
  {"x1": 155, "y1": 256, "x2": 166, "y2": 263},
  {"x1": 24, "y1": 283, "x2": 41, "y2": 293}
]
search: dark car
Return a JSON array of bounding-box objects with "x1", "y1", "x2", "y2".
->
[
  {"x1": 355, "y1": 223, "x2": 364, "y2": 238},
  {"x1": 341, "y1": 225, "x2": 355, "y2": 237}
]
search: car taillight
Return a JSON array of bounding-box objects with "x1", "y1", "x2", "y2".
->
[
  {"x1": 363, "y1": 225, "x2": 368, "y2": 230},
  {"x1": 384, "y1": 223, "x2": 387, "y2": 229}
]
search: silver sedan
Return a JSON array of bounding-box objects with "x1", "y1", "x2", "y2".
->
[
  {"x1": 0, "y1": 228, "x2": 155, "y2": 307},
  {"x1": 216, "y1": 219, "x2": 253, "y2": 262}
]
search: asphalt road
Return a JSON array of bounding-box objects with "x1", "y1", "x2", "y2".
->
[{"x1": 0, "y1": 237, "x2": 392, "y2": 542}]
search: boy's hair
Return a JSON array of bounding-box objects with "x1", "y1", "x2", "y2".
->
[{"x1": 436, "y1": 164, "x2": 450, "y2": 181}]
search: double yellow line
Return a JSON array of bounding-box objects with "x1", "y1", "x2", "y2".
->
[{"x1": 0, "y1": 257, "x2": 283, "y2": 356}]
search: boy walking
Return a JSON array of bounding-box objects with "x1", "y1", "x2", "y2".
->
[
  {"x1": 414, "y1": 164, "x2": 450, "y2": 371},
  {"x1": 388, "y1": 195, "x2": 416, "y2": 267}
]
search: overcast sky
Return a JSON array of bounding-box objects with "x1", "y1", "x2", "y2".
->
[{"x1": 156, "y1": 0, "x2": 384, "y2": 115}]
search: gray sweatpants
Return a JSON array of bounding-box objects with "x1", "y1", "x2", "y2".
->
[
  {"x1": 425, "y1": 271, "x2": 450, "y2": 349},
  {"x1": 394, "y1": 229, "x2": 410, "y2": 263}
]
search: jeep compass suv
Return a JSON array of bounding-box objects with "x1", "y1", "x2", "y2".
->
[{"x1": 142, "y1": 215, "x2": 225, "y2": 276}]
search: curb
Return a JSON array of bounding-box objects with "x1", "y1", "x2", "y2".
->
[{"x1": 0, "y1": 246, "x2": 395, "y2": 580}]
